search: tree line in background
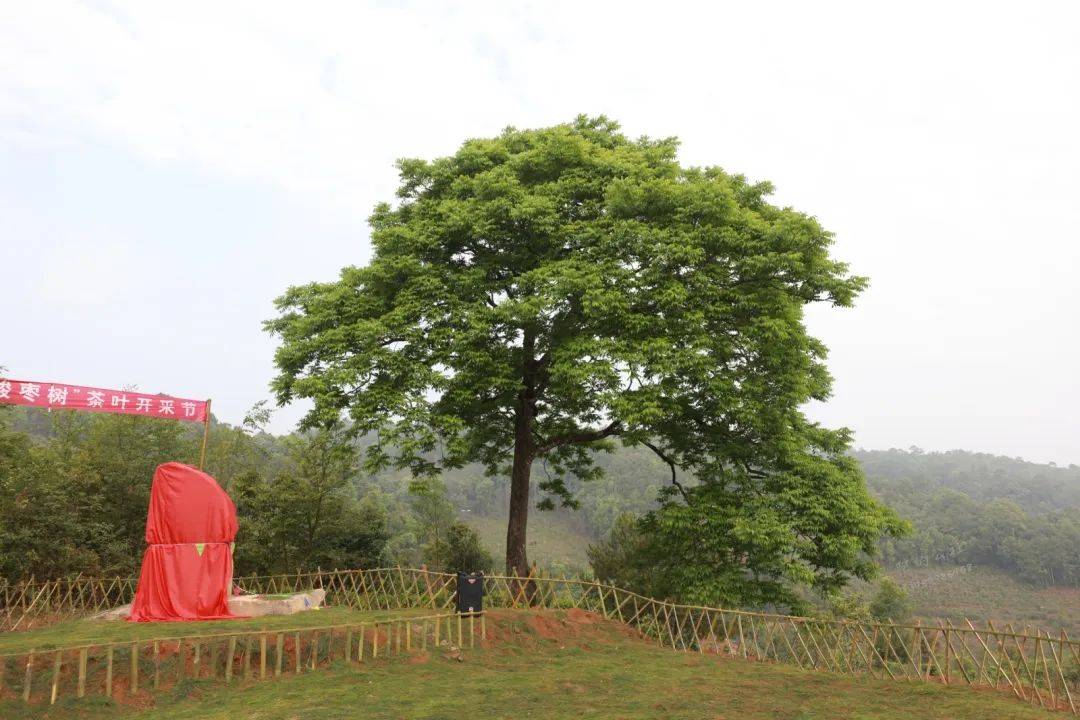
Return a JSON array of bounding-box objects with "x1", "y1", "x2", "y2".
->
[
  {"x1": 584, "y1": 449, "x2": 1080, "y2": 605},
  {"x1": 860, "y1": 449, "x2": 1080, "y2": 587},
  {"x1": 0, "y1": 404, "x2": 493, "y2": 582},
  {"x1": 1, "y1": 404, "x2": 1076, "y2": 607}
]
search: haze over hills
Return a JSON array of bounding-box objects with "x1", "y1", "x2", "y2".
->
[
  {"x1": 2, "y1": 402, "x2": 1079, "y2": 639},
  {"x1": 6, "y1": 405, "x2": 1076, "y2": 587}
]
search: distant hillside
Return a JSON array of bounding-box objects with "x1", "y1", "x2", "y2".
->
[
  {"x1": 457, "y1": 447, "x2": 1080, "y2": 589},
  {"x1": 466, "y1": 512, "x2": 592, "y2": 575},
  {"x1": 854, "y1": 448, "x2": 1080, "y2": 514},
  {"x1": 890, "y1": 566, "x2": 1080, "y2": 636},
  {"x1": 856, "y1": 448, "x2": 1079, "y2": 587},
  {"x1": 7, "y1": 405, "x2": 1077, "y2": 588}
]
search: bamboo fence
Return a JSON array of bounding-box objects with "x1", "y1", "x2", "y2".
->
[
  {"x1": 0, "y1": 611, "x2": 474, "y2": 705},
  {"x1": 2, "y1": 567, "x2": 1078, "y2": 714},
  {"x1": 0, "y1": 575, "x2": 138, "y2": 632}
]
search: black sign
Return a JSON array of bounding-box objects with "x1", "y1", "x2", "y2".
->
[{"x1": 456, "y1": 572, "x2": 484, "y2": 615}]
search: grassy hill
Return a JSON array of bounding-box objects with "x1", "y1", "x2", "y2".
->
[
  {"x1": 0, "y1": 609, "x2": 1059, "y2": 720},
  {"x1": 467, "y1": 514, "x2": 1080, "y2": 639},
  {"x1": 467, "y1": 512, "x2": 594, "y2": 574},
  {"x1": 890, "y1": 565, "x2": 1080, "y2": 637},
  {"x1": 468, "y1": 515, "x2": 1080, "y2": 638}
]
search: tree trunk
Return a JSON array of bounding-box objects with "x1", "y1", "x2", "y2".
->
[
  {"x1": 506, "y1": 327, "x2": 537, "y2": 577},
  {"x1": 505, "y1": 403, "x2": 533, "y2": 576}
]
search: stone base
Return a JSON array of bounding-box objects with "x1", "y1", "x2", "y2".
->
[
  {"x1": 227, "y1": 589, "x2": 327, "y2": 617},
  {"x1": 91, "y1": 589, "x2": 327, "y2": 621}
]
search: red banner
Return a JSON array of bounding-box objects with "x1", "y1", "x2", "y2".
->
[{"x1": 0, "y1": 378, "x2": 207, "y2": 422}]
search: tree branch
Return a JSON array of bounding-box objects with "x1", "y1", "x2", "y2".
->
[
  {"x1": 740, "y1": 460, "x2": 769, "y2": 480},
  {"x1": 535, "y1": 420, "x2": 622, "y2": 455},
  {"x1": 642, "y1": 440, "x2": 690, "y2": 502}
]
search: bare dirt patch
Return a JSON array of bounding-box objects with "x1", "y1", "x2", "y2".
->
[
  {"x1": 406, "y1": 651, "x2": 430, "y2": 665},
  {"x1": 526, "y1": 613, "x2": 565, "y2": 640},
  {"x1": 482, "y1": 608, "x2": 645, "y2": 650},
  {"x1": 564, "y1": 608, "x2": 598, "y2": 625}
]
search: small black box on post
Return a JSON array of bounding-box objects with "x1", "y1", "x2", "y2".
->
[{"x1": 456, "y1": 572, "x2": 483, "y2": 615}]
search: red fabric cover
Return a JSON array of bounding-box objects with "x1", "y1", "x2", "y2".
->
[{"x1": 128, "y1": 462, "x2": 238, "y2": 622}]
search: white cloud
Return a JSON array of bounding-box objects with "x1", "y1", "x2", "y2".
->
[
  {"x1": 37, "y1": 239, "x2": 141, "y2": 308},
  {"x1": 2, "y1": 0, "x2": 1078, "y2": 462}
]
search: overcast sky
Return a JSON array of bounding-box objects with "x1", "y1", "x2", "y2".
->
[{"x1": 2, "y1": 1, "x2": 1078, "y2": 465}]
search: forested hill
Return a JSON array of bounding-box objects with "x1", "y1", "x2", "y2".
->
[
  {"x1": 854, "y1": 448, "x2": 1080, "y2": 513},
  {"x1": 856, "y1": 449, "x2": 1080, "y2": 587},
  {"x1": 2, "y1": 405, "x2": 1076, "y2": 587}
]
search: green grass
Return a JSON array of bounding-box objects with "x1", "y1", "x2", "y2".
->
[
  {"x1": 868, "y1": 566, "x2": 1080, "y2": 637},
  {"x1": 471, "y1": 513, "x2": 1079, "y2": 638},
  {"x1": 467, "y1": 512, "x2": 594, "y2": 573},
  {"x1": 0, "y1": 607, "x2": 428, "y2": 655},
  {"x1": 0, "y1": 610, "x2": 1060, "y2": 720}
]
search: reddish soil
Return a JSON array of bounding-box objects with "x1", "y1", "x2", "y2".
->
[
  {"x1": 564, "y1": 608, "x2": 598, "y2": 624},
  {"x1": 526, "y1": 613, "x2": 566, "y2": 640},
  {"x1": 406, "y1": 651, "x2": 430, "y2": 665},
  {"x1": 482, "y1": 608, "x2": 645, "y2": 650},
  {"x1": 104, "y1": 677, "x2": 155, "y2": 709}
]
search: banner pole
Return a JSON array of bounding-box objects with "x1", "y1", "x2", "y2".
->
[{"x1": 199, "y1": 398, "x2": 212, "y2": 470}]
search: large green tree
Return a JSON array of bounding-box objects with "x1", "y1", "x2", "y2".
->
[{"x1": 266, "y1": 116, "x2": 901, "y2": 589}]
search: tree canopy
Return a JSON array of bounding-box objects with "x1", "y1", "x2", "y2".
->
[{"x1": 265, "y1": 116, "x2": 903, "y2": 603}]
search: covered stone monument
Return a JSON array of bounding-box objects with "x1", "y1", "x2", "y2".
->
[{"x1": 128, "y1": 462, "x2": 238, "y2": 622}]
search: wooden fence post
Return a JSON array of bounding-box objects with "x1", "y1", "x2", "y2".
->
[
  {"x1": 177, "y1": 639, "x2": 185, "y2": 682},
  {"x1": 50, "y1": 650, "x2": 61, "y2": 705},
  {"x1": 23, "y1": 652, "x2": 33, "y2": 703},
  {"x1": 210, "y1": 641, "x2": 219, "y2": 682},
  {"x1": 130, "y1": 643, "x2": 138, "y2": 695},
  {"x1": 77, "y1": 647, "x2": 87, "y2": 697},
  {"x1": 944, "y1": 626, "x2": 951, "y2": 685},
  {"x1": 105, "y1": 645, "x2": 114, "y2": 697},
  {"x1": 225, "y1": 637, "x2": 236, "y2": 683}
]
